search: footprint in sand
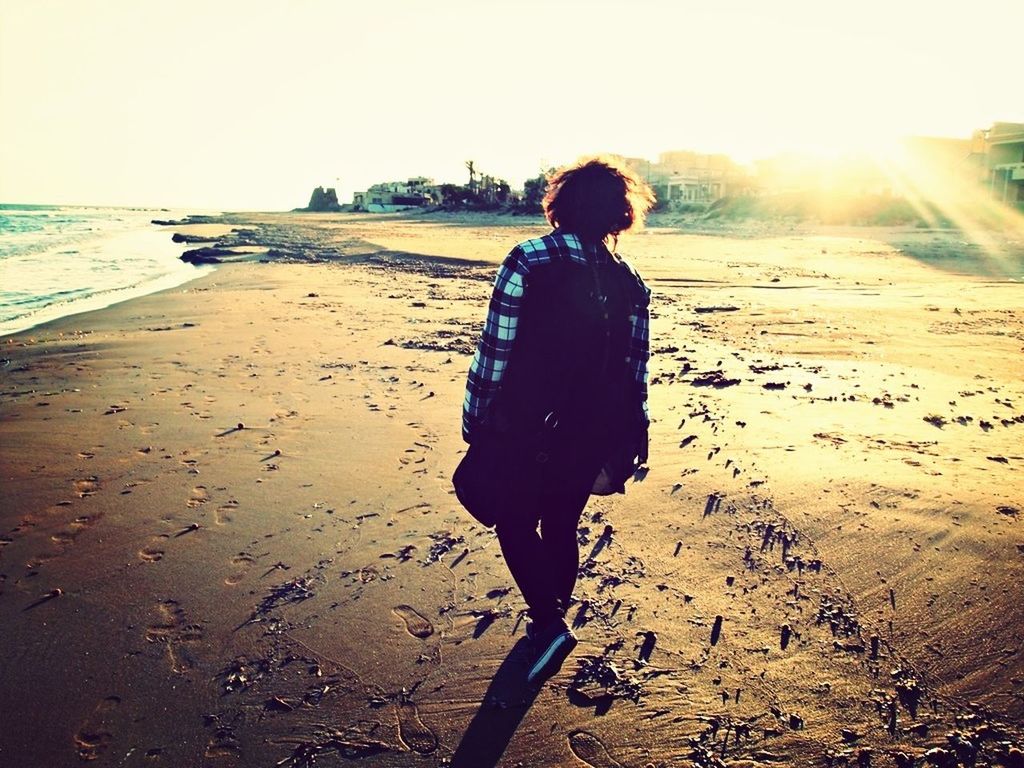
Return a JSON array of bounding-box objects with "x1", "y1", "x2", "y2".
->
[
  {"x1": 186, "y1": 486, "x2": 209, "y2": 509},
  {"x1": 138, "y1": 533, "x2": 170, "y2": 562},
  {"x1": 202, "y1": 714, "x2": 241, "y2": 759},
  {"x1": 121, "y1": 481, "x2": 141, "y2": 495},
  {"x1": 74, "y1": 477, "x2": 99, "y2": 497},
  {"x1": 25, "y1": 553, "x2": 57, "y2": 569},
  {"x1": 204, "y1": 742, "x2": 241, "y2": 759},
  {"x1": 138, "y1": 546, "x2": 164, "y2": 562},
  {"x1": 70, "y1": 515, "x2": 98, "y2": 532},
  {"x1": 215, "y1": 500, "x2": 239, "y2": 526},
  {"x1": 74, "y1": 696, "x2": 122, "y2": 761},
  {"x1": 393, "y1": 605, "x2": 434, "y2": 639},
  {"x1": 145, "y1": 600, "x2": 203, "y2": 673},
  {"x1": 567, "y1": 731, "x2": 624, "y2": 768},
  {"x1": 11, "y1": 516, "x2": 36, "y2": 535},
  {"x1": 396, "y1": 700, "x2": 438, "y2": 755},
  {"x1": 46, "y1": 514, "x2": 102, "y2": 552},
  {"x1": 225, "y1": 552, "x2": 255, "y2": 585},
  {"x1": 145, "y1": 601, "x2": 181, "y2": 641}
]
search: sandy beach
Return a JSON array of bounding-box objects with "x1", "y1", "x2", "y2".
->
[{"x1": 1, "y1": 212, "x2": 1022, "y2": 767}]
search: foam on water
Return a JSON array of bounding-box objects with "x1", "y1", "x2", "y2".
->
[{"x1": 0, "y1": 205, "x2": 214, "y2": 336}]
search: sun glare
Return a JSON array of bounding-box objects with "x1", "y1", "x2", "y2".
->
[{"x1": 0, "y1": 0, "x2": 1021, "y2": 210}]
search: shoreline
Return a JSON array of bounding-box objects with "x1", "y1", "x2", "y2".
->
[
  {"x1": 0, "y1": 260, "x2": 217, "y2": 339},
  {"x1": 2, "y1": 212, "x2": 1022, "y2": 766},
  {"x1": 0, "y1": 211, "x2": 230, "y2": 339}
]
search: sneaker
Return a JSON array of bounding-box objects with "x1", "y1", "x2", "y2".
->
[
  {"x1": 526, "y1": 619, "x2": 577, "y2": 685},
  {"x1": 523, "y1": 613, "x2": 555, "y2": 644}
]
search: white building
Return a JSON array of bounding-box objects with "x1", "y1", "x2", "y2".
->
[{"x1": 353, "y1": 177, "x2": 439, "y2": 212}]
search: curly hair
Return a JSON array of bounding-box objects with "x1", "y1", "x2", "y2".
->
[{"x1": 542, "y1": 156, "x2": 656, "y2": 242}]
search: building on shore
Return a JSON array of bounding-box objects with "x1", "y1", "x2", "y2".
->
[
  {"x1": 472, "y1": 174, "x2": 513, "y2": 206},
  {"x1": 352, "y1": 170, "x2": 514, "y2": 211},
  {"x1": 751, "y1": 130, "x2": 1017, "y2": 205},
  {"x1": 897, "y1": 124, "x2": 1023, "y2": 207},
  {"x1": 622, "y1": 151, "x2": 753, "y2": 208},
  {"x1": 979, "y1": 122, "x2": 1024, "y2": 205},
  {"x1": 352, "y1": 177, "x2": 440, "y2": 212}
]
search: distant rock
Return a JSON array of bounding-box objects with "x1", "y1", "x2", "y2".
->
[
  {"x1": 171, "y1": 232, "x2": 212, "y2": 244},
  {"x1": 303, "y1": 186, "x2": 342, "y2": 212},
  {"x1": 180, "y1": 247, "x2": 244, "y2": 264},
  {"x1": 153, "y1": 215, "x2": 220, "y2": 226}
]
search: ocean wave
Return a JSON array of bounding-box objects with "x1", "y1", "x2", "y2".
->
[{"x1": 0, "y1": 206, "x2": 212, "y2": 335}]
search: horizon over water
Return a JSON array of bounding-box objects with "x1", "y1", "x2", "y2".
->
[{"x1": 0, "y1": 203, "x2": 214, "y2": 336}]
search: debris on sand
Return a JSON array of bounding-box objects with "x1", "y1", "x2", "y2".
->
[
  {"x1": 425, "y1": 531, "x2": 465, "y2": 563},
  {"x1": 241, "y1": 563, "x2": 332, "y2": 628},
  {"x1": 273, "y1": 727, "x2": 392, "y2": 765},
  {"x1": 569, "y1": 654, "x2": 644, "y2": 704},
  {"x1": 816, "y1": 596, "x2": 862, "y2": 644},
  {"x1": 25, "y1": 588, "x2": 63, "y2": 610},
  {"x1": 691, "y1": 370, "x2": 741, "y2": 388},
  {"x1": 637, "y1": 630, "x2": 657, "y2": 664},
  {"x1": 694, "y1": 305, "x2": 740, "y2": 314},
  {"x1": 780, "y1": 623, "x2": 792, "y2": 650},
  {"x1": 218, "y1": 656, "x2": 272, "y2": 694},
  {"x1": 175, "y1": 522, "x2": 201, "y2": 537},
  {"x1": 703, "y1": 493, "x2": 723, "y2": 518},
  {"x1": 264, "y1": 696, "x2": 294, "y2": 712},
  {"x1": 893, "y1": 670, "x2": 923, "y2": 717},
  {"x1": 400, "y1": 332, "x2": 475, "y2": 356},
  {"x1": 711, "y1": 615, "x2": 724, "y2": 645},
  {"x1": 255, "y1": 578, "x2": 316, "y2": 614}
]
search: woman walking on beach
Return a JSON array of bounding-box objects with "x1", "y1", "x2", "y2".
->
[{"x1": 460, "y1": 157, "x2": 654, "y2": 684}]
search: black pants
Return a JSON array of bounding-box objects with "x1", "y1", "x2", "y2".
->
[{"x1": 494, "y1": 481, "x2": 591, "y2": 626}]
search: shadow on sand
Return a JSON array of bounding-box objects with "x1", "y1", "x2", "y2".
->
[{"x1": 450, "y1": 638, "x2": 541, "y2": 768}]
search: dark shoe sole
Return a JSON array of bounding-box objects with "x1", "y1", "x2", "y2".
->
[{"x1": 526, "y1": 631, "x2": 577, "y2": 685}]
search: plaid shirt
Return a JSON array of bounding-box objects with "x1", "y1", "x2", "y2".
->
[{"x1": 462, "y1": 230, "x2": 651, "y2": 442}]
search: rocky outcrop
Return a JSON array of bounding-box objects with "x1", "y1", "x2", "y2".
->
[
  {"x1": 152, "y1": 215, "x2": 220, "y2": 226},
  {"x1": 304, "y1": 187, "x2": 342, "y2": 212},
  {"x1": 171, "y1": 232, "x2": 213, "y2": 244},
  {"x1": 180, "y1": 247, "x2": 246, "y2": 264}
]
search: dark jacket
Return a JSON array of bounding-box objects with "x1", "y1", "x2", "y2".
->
[{"x1": 490, "y1": 239, "x2": 648, "y2": 482}]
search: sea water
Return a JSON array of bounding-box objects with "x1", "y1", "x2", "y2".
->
[{"x1": 0, "y1": 204, "x2": 214, "y2": 336}]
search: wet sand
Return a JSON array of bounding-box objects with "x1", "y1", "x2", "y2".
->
[{"x1": 1, "y1": 212, "x2": 1022, "y2": 767}]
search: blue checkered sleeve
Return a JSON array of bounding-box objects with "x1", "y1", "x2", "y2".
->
[
  {"x1": 462, "y1": 246, "x2": 529, "y2": 441},
  {"x1": 627, "y1": 301, "x2": 651, "y2": 426}
]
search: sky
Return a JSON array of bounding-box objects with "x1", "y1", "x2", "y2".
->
[{"x1": 1, "y1": 0, "x2": 1022, "y2": 210}]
